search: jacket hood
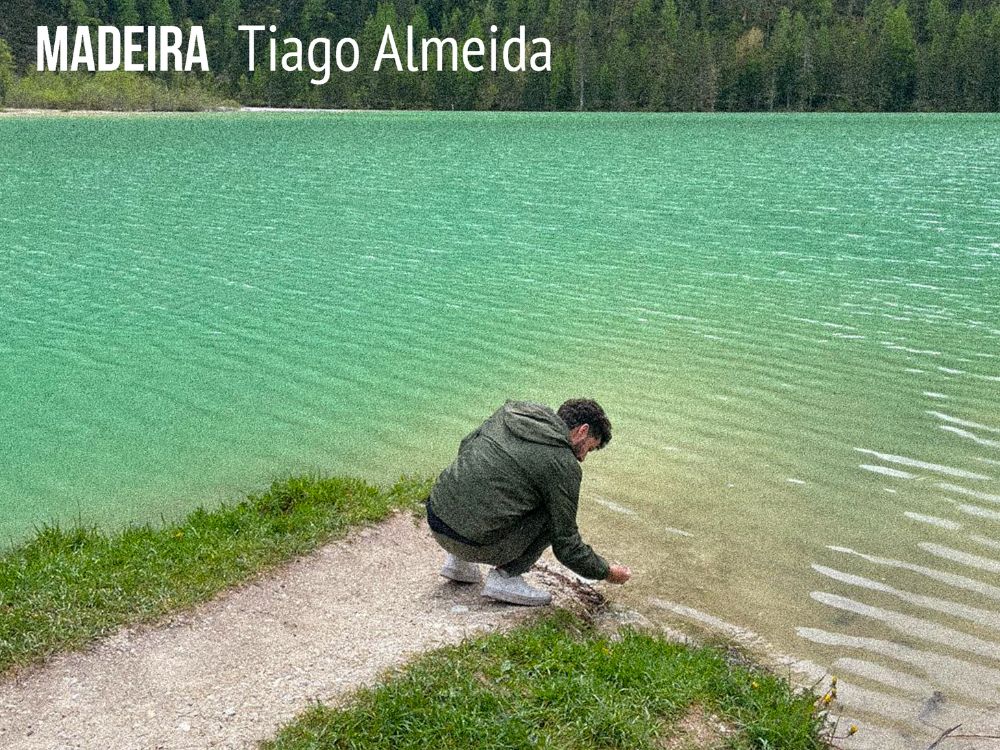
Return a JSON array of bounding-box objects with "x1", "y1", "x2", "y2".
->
[{"x1": 501, "y1": 401, "x2": 571, "y2": 447}]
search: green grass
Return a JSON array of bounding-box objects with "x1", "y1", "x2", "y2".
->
[
  {"x1": 0, "y1": 474, "x2": 431, "y2": 674},
  {"x1": 1, "y1": 478, "x2": 831, "y2": 748},
  {"x1": 4, "y1": 70, "x2": 238, "y2": 111},
  {"x1": 264, "y1": 612, "x2": 829, "y2": 750}
]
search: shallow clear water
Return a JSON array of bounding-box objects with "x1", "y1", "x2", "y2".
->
[{"x1": 2, "y1": 112, "x2": 999, "y2": 745}]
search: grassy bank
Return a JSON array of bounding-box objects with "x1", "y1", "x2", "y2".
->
[
  {"x1": 2, "y1": 478, "x2": 835, "y2": 748},
  {"x1": 0, "y1": 475, "x2": 430, "y2": 674},
  {"x1": 265, "y1": 612, "x2": 832, "y2": 750},
  {"x1": 2, "y1": 71, "x2": 237, "y2": 111}
]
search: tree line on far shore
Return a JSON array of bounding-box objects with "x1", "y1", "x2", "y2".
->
[{"x1": 1, "y1": 0, "x2": 998, "y2": 111}]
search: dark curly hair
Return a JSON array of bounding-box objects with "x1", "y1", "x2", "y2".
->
[{"x1": 557, "y1": 399, "x2": 612, "y2": 449}]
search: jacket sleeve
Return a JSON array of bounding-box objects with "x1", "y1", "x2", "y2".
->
[{"x1": 544, "y1": 456, "x2": 611, "y2": 581}]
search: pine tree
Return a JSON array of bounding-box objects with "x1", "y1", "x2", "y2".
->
[
  {"x1": 672, "y1": 11, "x2": 704, "y2": 109},
  {"x1": 877, "y1": 3, "x2": 917, "y2": 109},
  {"x1": 811, "y1": 21, "x2": 836, "y2": 108},
  {"x1": 631, "y1": 0, "x2": 656, "y2": 107},
  {"x1": 572, "y1": 3, "x2": 592, "y2": 109},
  {"x1": 606, "y1": 28, "x2": 630, "y2": 108},
  {"x1": 301, "y1": 0, "x2": 336, "y2": 36},
  {"x1": 0, "y1": 38, "x2": 13, "y2": 104},
  {"x1": 726, "y1": 26, "x2": 766, "y2": 109},
  {"x1": 696, "y1": 30, "x2": 718, "y2": 110},
  {"x1": 919, "y1": 0, "x2": 952, "y2": 108},
  {"x1": 206, "y1": 0, "x2": 240, "y2": 88},
  {"x1": 952, "y1": 10, "x2": 988, "y2": 110},
  {"x1": 829, "y1": 19, "x2": 864, "y2": 109},
  {"x1": 139, "y1": 0, "x2": 173, "y2": 27},
  {"x1": 770, "y1": 7, "x2": 805, "y2": 108},
  {"x1": 651, "y1": 0, "x2": 681, "y2": 109},
  {"x1": 987, "y1": 5, "x2": 1000, "y2": 109},
  {"x1": 110, "y1": 0, "x2": 140, "y2": 26},
  {"x1": 457, "y1": 13, "x2": 484, "y2": 108},
  {"x1": 408, "y1": 5, "x2": 434, "y2": 106},
  {"x1": 64, "y1": 0, "x2": 95, "y2": 24},
  {"x1": 549, "y1": 46, "x2": 575, "y2": 108},
  {"x1": 360, "y1": 2, "x2": 403, "y2": 108}
]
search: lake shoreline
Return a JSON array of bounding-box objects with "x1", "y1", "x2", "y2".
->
[
  {"x1": 0, "y1": 479, "x2": 832, "y2": 749},
  {"x1": 0, "y1": 106, "x2": 398, "y2": 117},
  {"x1": 0, "y1": 107, "x2": 227, "y2": 116}
]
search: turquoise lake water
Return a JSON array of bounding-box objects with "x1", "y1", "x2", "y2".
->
[{"x1": 2, "y1": 111, "x2": 998, "y2": 746}]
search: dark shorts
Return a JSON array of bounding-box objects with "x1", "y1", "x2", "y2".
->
[{"x1": 426, "y1": 501, "x2": 482, "y2": 547}]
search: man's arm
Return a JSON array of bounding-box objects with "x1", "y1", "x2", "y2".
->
[{"x1": 544, "y1": 459, "x2": 614, "y2": 581}]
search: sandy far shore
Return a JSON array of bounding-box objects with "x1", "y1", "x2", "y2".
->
[
  {"x1": 0, "y1": 107, "x2": 195, "y2": 117},
  {"x1": 240, "y1": 106, "x2": 373, "y2": 113},
  {"x1": 0, "y1": 512, "x2": 622, "y2": 750}
]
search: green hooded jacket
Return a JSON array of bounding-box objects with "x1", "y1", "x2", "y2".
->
[{"x1": 429, "y1": 401, "x2": 611, "y2": 581}]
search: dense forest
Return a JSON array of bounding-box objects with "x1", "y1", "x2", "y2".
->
[{"x1": 1, "y1": 0, "x2": 999, "y2": 110}]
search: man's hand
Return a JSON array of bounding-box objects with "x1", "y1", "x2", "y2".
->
[{"x1": 605, "y1": 564, "x2": 631, "y2": 584}]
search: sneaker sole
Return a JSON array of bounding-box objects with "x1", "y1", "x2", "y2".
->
[{"x1": 441, "y1": 566, "x2": 482, "y2": 584}]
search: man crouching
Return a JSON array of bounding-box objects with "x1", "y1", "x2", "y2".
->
[{"x1": 426, "y1": 398, "x2": 632, "y2": 606}]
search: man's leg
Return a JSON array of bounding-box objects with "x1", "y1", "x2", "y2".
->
[
  {"x1": 430, "y1": 508, "x2": 550, "y2": 571},
  {"x1": 429, "y1": 510, "x2": 554, "y2": 605},
  {"x1": 495, "y1": 519, "x2": 551, "y2": 575},
  {"x1": 482, "y1": 517, "x2": 553, "y2": 605}
]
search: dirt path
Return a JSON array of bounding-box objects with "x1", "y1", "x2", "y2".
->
[{"x1": 0, "y1": 512, "x2": 596, "y2": 750}]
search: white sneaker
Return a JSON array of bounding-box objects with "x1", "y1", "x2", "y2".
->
[
  {"x1": 482, "y1": 569, "x2": 552, "y2": 606},
  {"x1": 440, "y1": 554, "x2": 482, "y2": 583}
]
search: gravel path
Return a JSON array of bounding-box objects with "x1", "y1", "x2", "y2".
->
[{"x1": 0, "y1": 512, "x2": 580, "y2": 749}]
